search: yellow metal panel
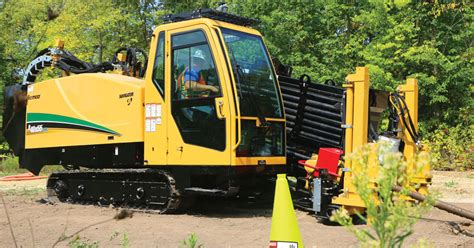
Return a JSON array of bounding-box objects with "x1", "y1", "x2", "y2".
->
[
  {"x1": 143, "y1": 29, "x2": 167, "y2": 165},
  {"x1": 25, "y1": 73, "x2": 144, "y2": 149},
  {"x1": 349, "y1": 67, "x2": 369, "y2": 150},
  {"x1": 398, "y1": 79, "x2": 432, "y2": 194},
  {"x1": 333, "y1": 67, "x2": 370, "y2": 208}
]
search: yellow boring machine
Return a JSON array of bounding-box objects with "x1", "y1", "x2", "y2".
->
[{"x1": 3, "y1": 8, "x2": 431, "y2": 216}]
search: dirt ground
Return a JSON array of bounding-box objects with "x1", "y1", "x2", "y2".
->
[{"x1": 0, "y1": 171, "x2": 473, "y2": 248}]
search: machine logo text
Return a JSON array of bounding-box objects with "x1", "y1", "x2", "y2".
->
[
  {"x1": 27, "y1": 124, "x2": 47, "y2": 133},
  {"x1": 119, "y1": 92, "x2": 134, "y2": 98}
]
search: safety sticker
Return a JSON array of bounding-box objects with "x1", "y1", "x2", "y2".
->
[
  {"x1": 145, "y1": 119, "x2": 151, "y2": 132},
  {"x1": 269, "y1": 241, "x2": 298, "y2": 248},
  {"x1": 151, "y1": 104, "x2": 157, "y2": 117},
  {"x1": 145, "y1": 103, "x2": 162, "y2": 132},
  {"x1": 145, "y1": 104, "x2": 151, "y2": 117},
  {"x1": 156, "y1": 104, "x2": 162, "y2": 117},
  {"x1": 150, "y1": 119, "x2": 156, "y2": 132}
]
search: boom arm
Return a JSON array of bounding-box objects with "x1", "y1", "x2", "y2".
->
[{"x1": 21, "y1": 40, "x2": 147, "y2": 87}]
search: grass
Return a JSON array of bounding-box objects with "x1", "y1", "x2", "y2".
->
[
  {"x1": 4, "y1": 187, "x2": 46, "y2": 196},
  {"x1": 444, "y1": 180, "x2": 458, "y2": 188},
  {"x1": 0, "y1": 154, "x2": 21, "y2": 176},
  {"x1": 180, "y1": 233, "x2": 203, "y2": 248},
  {"x1": 68, "y1": 236, "x2": 99, "y2": 248},
  {"x1": 0, "y1": 154, "x2": 63, "y2": 176},
  {"x1": 67, "y1": 232, "x2": 131, "y2": 248}
]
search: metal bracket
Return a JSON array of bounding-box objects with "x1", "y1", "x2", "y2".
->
[{"x1": 312, "y1": 178, "x2": 322, "y2": 213}]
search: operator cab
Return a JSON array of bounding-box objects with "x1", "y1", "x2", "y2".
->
[{"x1": 144, "y1": 9, "x2": 286, "y2": 171}]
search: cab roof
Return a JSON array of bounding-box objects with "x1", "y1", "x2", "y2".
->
[
  {"x1": 162, "y1": 8, "x2": 260, "y2": 27},
  {"x1": 154, "y1": 15, "x2": 263, "y2": 38}
]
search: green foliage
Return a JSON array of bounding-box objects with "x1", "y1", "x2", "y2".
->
[
  {"x1": 444, "y1": 180, "x2": 458, "y2": 188},
  {"x1": 180, "y1": 233, "x2": 203, "y2": 248},
  {"x1": 41, "y1": 165, "x2": 64, "y2": 175},
  {"x1": 0, "y1": 154, "x2": 23, "y2": 176},
  {"x1": 121, "y1": 233, "x2": 130, "y2": 248},
  {"x1": 68, "y1": 235, "x2": 99, "y2": 248},
  {"x1": 0, "y1": 153, "x2": 63, "y2": 176},
  {"x1": 0, "y1": 0, "x2": 164, "y2": 67},
  {"x1": 330, "y1": 142, "x2": 434, "y2": 247},
  {"x1": 425, "y1": 122, "x2": 474, "y2": 171},
  {"x1": 240, "y1": 1, "x2": 471, "y2": 122}
]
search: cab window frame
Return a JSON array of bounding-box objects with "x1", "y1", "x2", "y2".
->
[{"x1": 152, "y1": 31, "x2": 166, "y2": 98}]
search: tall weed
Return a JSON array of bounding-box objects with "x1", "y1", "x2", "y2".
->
[{"x1": 331, "y1": 142, "x2": 435, "y2": 247}]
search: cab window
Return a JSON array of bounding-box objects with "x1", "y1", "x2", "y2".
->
[
  {"x1": 152, "y1": 31, "x2": 165, "y2": 97},
  {"x1": 172, "y1": 32, "x2": 221, "y2": 100}
]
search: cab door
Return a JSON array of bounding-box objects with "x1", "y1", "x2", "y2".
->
[
  {"x1": 166, "y1": 25, "x2": 231, "y2": 166},
  {"x1": 144, "y1": 30, "x2": 167, "y2": 166}
]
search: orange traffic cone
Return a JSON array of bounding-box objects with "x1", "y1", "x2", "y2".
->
[{"x1": 269, "y1": 174, "x2": 304, "y2": 248}]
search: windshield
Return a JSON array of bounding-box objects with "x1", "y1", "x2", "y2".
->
[{"x1": 221, "y1": 28, "x2": 283, "y2": 118}]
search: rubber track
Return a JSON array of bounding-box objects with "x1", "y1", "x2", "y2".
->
[{"x1": 46, "y1": 169, "x2": 183, "y2": 214}]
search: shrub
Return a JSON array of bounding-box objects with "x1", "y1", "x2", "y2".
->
[
  {"x1": 0, "y1": 154, "x2": 24, "y2": 176},
  {"x1": 424, "y1": 123, "x2": 473, "y2": 171},
  {"x1": 331, "y1": 142, "x2": 435, "y2": 247}
]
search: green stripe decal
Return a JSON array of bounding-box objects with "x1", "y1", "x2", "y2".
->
[{"x1": 27, "y1": 113, "x2": 120, "y2": 135}]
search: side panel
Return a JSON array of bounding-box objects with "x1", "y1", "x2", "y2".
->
[
  {"x1": 25, "y1": 74, "x2": 144, "y2": 149},
  {"x1": 22, "y1": 142, "x2": 144, "y2": 174}
]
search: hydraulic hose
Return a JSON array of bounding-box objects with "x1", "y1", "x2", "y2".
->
[
  {"x1": 113, "y1": 47, "x2": 148, "y2": 77},
  {"x1": 389, "y1": 93, "x2": 420, "y2": 144},
  {"x1": 21, "y1": 45, "x2": 148, "y2": 87}
]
